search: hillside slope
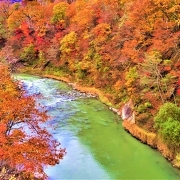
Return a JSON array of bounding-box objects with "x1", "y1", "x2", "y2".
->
[{"x1": 0, "y1": 0, "x2": 180, "y2": 168}]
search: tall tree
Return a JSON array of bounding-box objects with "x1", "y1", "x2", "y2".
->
[
  {"x1": 0, "y1": 64, "x2": 65, "y2": 179},
  {"x1": 140, "y1": 51, "x2": 176, "y2": 104}
]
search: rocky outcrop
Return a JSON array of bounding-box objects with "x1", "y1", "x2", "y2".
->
[{"x1": 121, "y1": 100, "x2": 135, "y2": 123}]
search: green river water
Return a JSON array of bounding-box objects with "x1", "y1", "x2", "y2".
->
[{"x1": 14, "y1": 74, "x2": 180, "y2": 180}]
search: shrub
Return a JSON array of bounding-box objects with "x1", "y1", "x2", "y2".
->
[
  {"x1": 137, "y1": 102, "x2": 152, "y2": 113},
  {"x1": 20, "y1": 44, "x2": 36, "y2": 65},
  {"x1": 154, "y1": 102, "x2": 180, "y2": 147}
]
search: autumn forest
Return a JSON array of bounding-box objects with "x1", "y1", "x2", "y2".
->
[{"x1": 0, "y1": 0, "x2": 180, "y2": 179}]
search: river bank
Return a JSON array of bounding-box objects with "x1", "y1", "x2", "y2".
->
[
  {"x1": 122, "y1": 121, "x2": 178, "y2": 166},
  {"x1": 44, "y1": 74, "x2": 113, "y2": 107},
  {"x1": 14, "y1": 73, "x2": 180, "y2": 179},
  {"x1": 43, "y1": 74, "x2": 180, "y2": 169},
  {"x1": 15, "y1": 67, "x2": 180, "y2": 170}
]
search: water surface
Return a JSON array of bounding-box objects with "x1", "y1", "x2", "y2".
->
[{"x1": 14, "y1": 74, "x2": 180, "y2": 180}]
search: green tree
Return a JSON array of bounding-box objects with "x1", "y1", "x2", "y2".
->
[
  {"x1": 125, "y1": 66, "x2": 138, "y2": 97},
  {"x1": 20, "y1": 44, "x2": 36, "y2": 65},
  {"x1": 154, "y1": 102, "x2": 180, "y2": 148},
  {"x1": 60, "y1": 31, "x2": 77, "y2": 54},
  {"x1": 59, "y1": 31, "x2": 78, "y2": 72}
]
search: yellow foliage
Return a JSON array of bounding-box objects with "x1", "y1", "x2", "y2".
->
[
  {"x1": 0, "y1": 167, "x2": 16, "y2": 180},
  {"x1": 7, "y1": 10, "x2": 24, "y2": 31},
  {"x1": 91, "y1": 23, "x2": 111, "y2": 45},
  {"x1": 52, "y1": 2, "x2": 69, "y2": 23},
  {"x1": 114, "y1": 80, "x2": 123, "y2": 91},
  {"x1": 60, "y1": 31, "x2": 77, "y2": 54}
]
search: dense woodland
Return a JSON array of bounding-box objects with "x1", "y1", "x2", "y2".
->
[{"x1": 0, "y1": 0, "x2": 180, "y2": 178}]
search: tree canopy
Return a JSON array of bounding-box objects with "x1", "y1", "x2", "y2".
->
[
  {"x1": 0, "y1": 64, "x2": 65, "y2": 179},
  {"x1": 0, "y1": 0, "x2": 180, "y2": 173}
]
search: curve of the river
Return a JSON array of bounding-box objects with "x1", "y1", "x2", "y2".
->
[{"x1": 14, "y1": 74, "x2": 180, "y2": 180}]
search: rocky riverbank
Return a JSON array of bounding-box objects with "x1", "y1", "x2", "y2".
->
[{"x1": 43, "y1": 74, "x2": 113, "y2": 107}]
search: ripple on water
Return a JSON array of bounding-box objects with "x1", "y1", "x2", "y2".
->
[{"x1": 13, "y1": 74, "x2": 180, "y2": 180}]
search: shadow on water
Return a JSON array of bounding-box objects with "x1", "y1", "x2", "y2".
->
[{"x1": 14, "y1": 74, "x2": 180, "y2": 180}]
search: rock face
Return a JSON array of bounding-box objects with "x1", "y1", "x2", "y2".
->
[{"x1": 121, "y1": 100, "x2": 135, "y2": 123}]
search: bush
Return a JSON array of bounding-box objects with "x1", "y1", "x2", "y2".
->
[
  {"x1": 137, "y1": 102, "x2": 152, "y2": 113},
  {"x1": 20, "y1": 44, "x2": 36, "y2": 65},
  {"x1": 154, "y1": 102, "x2": 180, "y2": 147}
]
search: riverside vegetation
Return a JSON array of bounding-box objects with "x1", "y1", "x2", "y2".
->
[{"x1": 0, "y1": 0, "x2": 180, "y2": 178}]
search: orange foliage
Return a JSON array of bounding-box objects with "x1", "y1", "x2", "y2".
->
[
  {"x1": 1, "y1": 0, "x2": 180, "y2": 121},
  {"x1": 0, "y1": 64, "x2": 65, "y2": 179}
]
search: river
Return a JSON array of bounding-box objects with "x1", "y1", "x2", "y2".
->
[{"x1": 14, "y1": 74, "x2": 180, "y2": 180}]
